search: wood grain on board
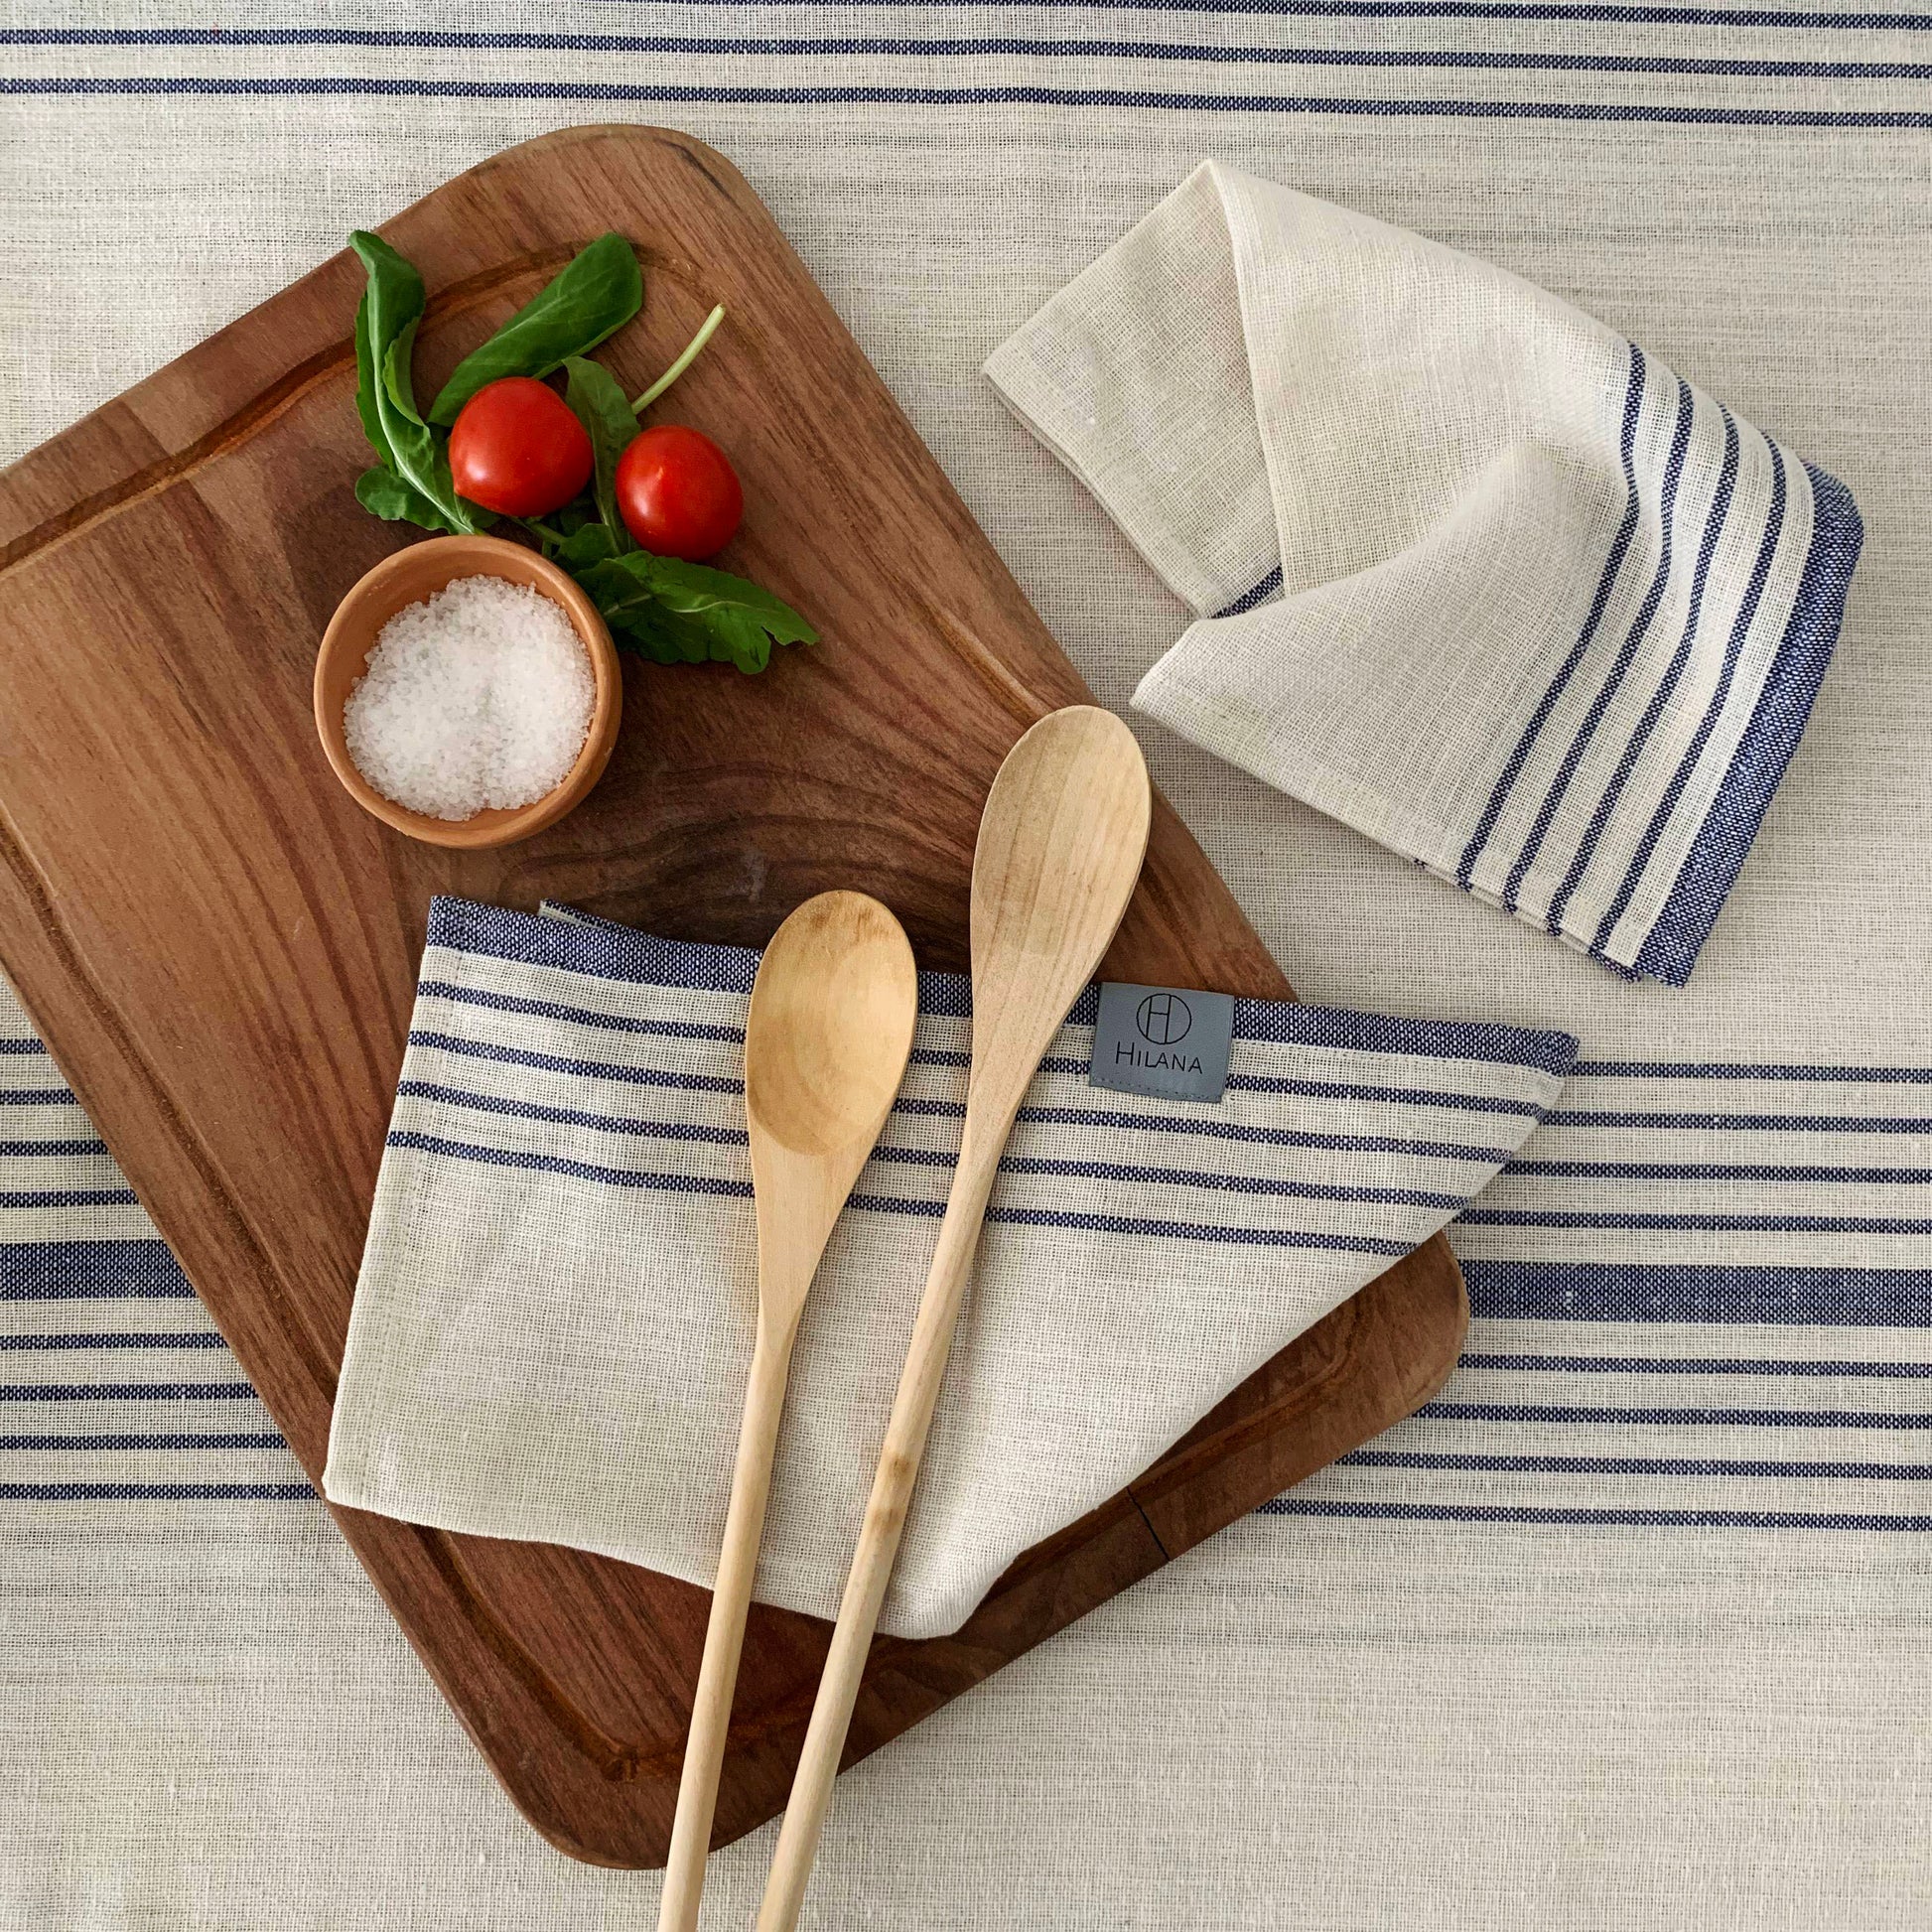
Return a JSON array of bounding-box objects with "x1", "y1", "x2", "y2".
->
[{"x1": 0, "y1": 126, "x2": 1467, "y2": 1867}]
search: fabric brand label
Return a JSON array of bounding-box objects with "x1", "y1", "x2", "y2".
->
[{"x1": 1087, "y1": 982, "x2": 1234, "y2": 1104}]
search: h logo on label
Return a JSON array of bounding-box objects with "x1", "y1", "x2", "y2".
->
[{"x1": 1135, "y1": 991, "x2": 1193, "y2": 1046}]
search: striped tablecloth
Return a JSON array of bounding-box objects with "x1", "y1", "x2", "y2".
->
[{"x1": 4, "y1": 8, "x2": 1930, "y2": 1928}]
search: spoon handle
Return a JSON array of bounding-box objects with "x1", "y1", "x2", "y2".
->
[
  {"x1": 657, "y1": 1326, "x2": 795, "y2": 1932},
  {"x1": 756, "y1": 1152, "x2": 999, "y2": 1932}
]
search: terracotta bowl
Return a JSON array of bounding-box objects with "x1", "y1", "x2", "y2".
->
[{"x1": 313, "y1": 534, "x2": 621, "y2": 849}]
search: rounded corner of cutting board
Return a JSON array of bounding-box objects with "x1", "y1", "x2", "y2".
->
[{"x1": 451, "y1": 122, "x2": 764, "y2": 213}]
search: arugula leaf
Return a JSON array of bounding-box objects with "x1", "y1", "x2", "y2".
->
[
  {"x1": 354, "y1": 465, "x2": 459, "y2": 533},
  {"x1": 351, "y1": 290, "x2": 387, "y2": 459},
  {"x1": 562, "y1": 356, "x2": 639, "y2": 551},
  {"x1": 347, "y1": 229, "x2": 485, "y2": 535},
  {"x1": 554, "y1": 520, "x2": 625, "y2": 572},
  {"x1": 579, "y1": 553, "x2": 818, "y2": 675},
  {"x1": 427, "y1": 233, "x2": 642, "y2": 428}
]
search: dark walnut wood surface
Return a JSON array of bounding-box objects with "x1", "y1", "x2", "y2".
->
[{"x1": 0, "y1": 127, "x2": 1466, "y2": 1865}]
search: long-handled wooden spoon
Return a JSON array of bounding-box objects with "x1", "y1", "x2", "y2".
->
[
  {"x1": 655, "y1": 890, "x2": 917, "y2": 1932},
  {"x1": 756, "y1": 707, "x2": 1152, "y2": 1931}
]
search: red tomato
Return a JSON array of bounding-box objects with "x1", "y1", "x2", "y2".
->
[
  {"x1": 448, "y1": 376, "x2": 593, "y2": 518},
  {"x1": 616, "y1": 425, "x2": 744, "y2": 562}
]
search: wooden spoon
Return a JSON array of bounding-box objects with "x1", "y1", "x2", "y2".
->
[
  {"x1": 756, "y1": 707, "x2": 1152, "y2": 1931},
  {"x1": 655, "y1": 890, "x2": 917, "y2": 1932}
]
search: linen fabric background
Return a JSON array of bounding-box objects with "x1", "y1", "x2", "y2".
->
[
  {"x1": 986, "y1": 160, "x2": 1863, "y2": 984},
  {"x1": 324, "y1": 897, "x2": 1574, "y2": 1637},
  {"x1": 4, "y1": 8, "x2": 1932, "y2": 1931}
]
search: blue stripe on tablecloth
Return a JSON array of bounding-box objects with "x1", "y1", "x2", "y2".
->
[
  {"x1": 15, "y1": 4, "x2": 1932, "y2": 28},
  {"x1": 0, "y1": 1332, "x2": 226, "y2": 1351},
  {"x1": 1540, "y1": 1107, "x2": 1930, "y2": 1129},
  {"x1": 1462, "y1": 1261, "x2": 1932, "y2": 1323},
  {"x1": 0, "y1": 1383, "x2": 257, "y2": 1401},
  {"x1": 1504, "y1": 1161, "x2": 1932, "y2": 1179},
  {"x1": 1419, "y1": 1400, "x2": 1932, "y2": 1425},
  {"x1": 1459, "y1": 1209, "x2": 1932, "y2": 1231},
  {"x1": 0, "y1": 1482, "x2": 312, "y2": 1500},
  {"x1": 1632, "y1": 465, "x2": 1865, "y2": 984},
  {"x1": 0, "y1": 1240, "x2": 191, "y2": 1301},
  {"x1": 1344, "y1": 1450, "x2": 1932, "y2": 1473},
  {"x1": 8, "y1": 28, "x2": 1932, "y2": 77},
  {"x1": 1263, "y1": 1498, "x2": 1932, "y2": 1526},
  {"x1": 0, "y1": 1189, "x2": 139, "y2": 1208},
  {"x1": 9, "y1": 77, "x2": 1932, "y2": 126},
  {"x1": 1459, "y1": 346, "x2": 1647, "y2": 891},
  {"x1": 1458, "y1": 1352, "x2": 1932, "y2": 1375},
  {"x1": 1506, "y1": 375, "x2": 1699, "y2": 916},
  {"x1": 1547, "y1": 403, "x2": 1742, "y2": 940},
  {"x1": 0, "y1": 1140, "x2": 109, "y2": 1157},
  {"x1": 0, "y1": 1433, "x2": 287, "y2": 1449},
  {"x1": 1569, "y1": 1059, "x2": 1932, "y2": 1079}
]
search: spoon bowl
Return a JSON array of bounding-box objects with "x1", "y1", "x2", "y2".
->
[{"x1": 747, "y1": 893, "x2": 921, "y2": 1163}]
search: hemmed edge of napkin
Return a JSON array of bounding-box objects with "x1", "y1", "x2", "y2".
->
[{"x1": 1622, "y1": 464, "x2": 1864, "y2": 987}]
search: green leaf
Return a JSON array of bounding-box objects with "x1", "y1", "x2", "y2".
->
[
  {"x1": 427, "y1": 233, "x2": 643, "y2": 428},
  {"x1": 347, "y1": 229, "x2": 483, "y2": 534},
  {"x1": 351, "y1": 293, "x2": 387, "y2": 459},
  {"x1": 614, "y1": 608, "x2": 716, "y2": 667},
  {"x1": 646, "y1": 558, "x2": 819, "y2": 648},
  {"x1": 349, "y1": 230, "x2": 423, "y2": 455},
  {"x1": 562, "y1": 356, "x2": 639, "y2": 550},
  {"x1": 354, "y1": 464, "x2": 460, "y2": 533},
  {"x1": 556, "y1": 521, "x2": 624, "y2": 572},
  {"x1": 577, "y1": 552, "x2": 817, "y2": 676}
]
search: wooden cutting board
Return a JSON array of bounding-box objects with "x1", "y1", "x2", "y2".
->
[{"x1": 0, "y1": 126, "x2": 1465, "y2": 1867}]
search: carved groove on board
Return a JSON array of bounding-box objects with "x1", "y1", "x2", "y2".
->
[
  {"x1": 930, "y1": 605, "x2": 1057, "y2": 729},
  {"x1": 0, "y1": 245, "x2": 593, "y2": 579}
]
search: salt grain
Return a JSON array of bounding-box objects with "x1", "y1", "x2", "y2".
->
[{"x1": 345, "y1": 575, "x2": 595, "y2": 821}]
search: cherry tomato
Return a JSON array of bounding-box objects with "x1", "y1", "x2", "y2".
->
[
  {"x1": 448, "y1": 376, "x2": 593, "y2": 518},
  {"x1": 616, "y1": 425, "x2": 744, "y2": 562}
]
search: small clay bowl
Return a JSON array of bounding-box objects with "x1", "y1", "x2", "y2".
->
[{"x1": 314, "y1": 534, "x2": 621, "y2": 849}]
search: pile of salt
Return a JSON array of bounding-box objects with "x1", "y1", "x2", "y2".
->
[{"x1": 344, "y1": 576, "x2": 595, "y2": 821}]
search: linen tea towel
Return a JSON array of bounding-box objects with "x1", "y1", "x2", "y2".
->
[
  {"x1": 984, "y1": 161, "x2": 1863, "y2": 986},
  {"x1": 325, "y1": 897, "x2": 1577, "y2": 1640}
]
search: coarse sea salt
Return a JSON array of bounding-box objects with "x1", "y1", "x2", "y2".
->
[{"x1": 344, "y1": 575, "x2": 595, "y2": 821}]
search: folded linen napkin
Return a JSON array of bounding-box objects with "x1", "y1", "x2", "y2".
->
[
  {"x1": 324, "y1": 897, "x2": 1577, "y2": 1639},
  {"x1": 984, "y1": 162, "x2": 1863, "y2": 987}
]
